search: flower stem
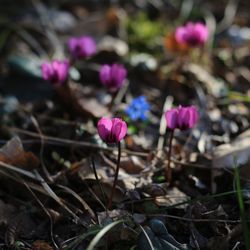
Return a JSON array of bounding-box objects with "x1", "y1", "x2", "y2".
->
[
  {"x1": 107, "y1": 142, "x2": 121, "y2": 209},
  {"x1": 91, "y1": 156, "x2": 107, "y2": 210},
  {"x1": 165, "y1": 129, "x2": 174, "y2": 183}
]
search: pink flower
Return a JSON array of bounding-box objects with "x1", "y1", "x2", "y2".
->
[
  {"x1": 41, "y1": 59, "x2": 69, "y2": 85},
  {"x1": 175, "y1": 22, "x2": 209, "y2": 47},
  {"x1": 68, "y1": 36, "x2": 96, "y2": 59},
  {"x1": 165, "y1": 105, "x2": 199, "y2": 130},
  {"x1": 97, "y1": 117, "x2": 127, "y2": 144},
  {"x1": 99, "y1": 64, "x2": 127, "y2": 92}
]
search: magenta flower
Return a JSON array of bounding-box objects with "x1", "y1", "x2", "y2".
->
[
  {"x1": 68, "y1": 36, "x2": 96, "y2": 59},
  {"x1": 99, "y1": 64, "x2": 127, "y2": 92},
  {"x1": 41, "y1": 59, "x2": 69, "y2": 85},
  {"x1": 97, "y1": 117, "x2": 127, "y2": 144},
  {"x1": 175, "y1": 22, "x2": 209, "y2": 47},
  {"x1": 165, "y1": 105, "x2": 199, "y2": 130}
]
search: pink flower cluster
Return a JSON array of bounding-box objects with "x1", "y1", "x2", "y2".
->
[
  {"x1": 175, "y1": 22, "x2": 209, "y2": 47},
  {"x1": 97, "y1": 117, "x2": 127, "y2": 144},
  {"x1": 41, "y1": 34, "x2": 127, "y2": 93},
  {"x1": 99, "y1": 64, "x2": 127, "y2": 92},
  {"x1": 41, "y1": 36, "x2": 97, "y2": 85},
  {"x1": 41, "y1": 60, "x2": 69, "y2": 85},
  {"x1": 165, "y1": 105, "x2": 198, "y2": 130}
]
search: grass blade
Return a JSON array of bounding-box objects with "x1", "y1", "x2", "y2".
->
[
  {"x1": 86, "y1": 220, "x2": 123, "y2": 250},
  {"x1": 234, "y1": 157, "x2": 250, "y2": 250}
]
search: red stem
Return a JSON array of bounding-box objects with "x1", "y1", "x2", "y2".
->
[
  {"x1": 166, "y1": 129, "x2": 174, "y2": 183},
  {"x1": 107, "y1": 142, "x2": 121, "y2": 209}
]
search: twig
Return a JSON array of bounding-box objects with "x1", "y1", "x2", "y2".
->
[
  {"x1": 30, "y1": 116, "x2": 53, "y2": 183},
  {"x1": 8, "y1": 127, "x2": 148, "y2": 157},
  {"x1": 23, "y1": 180, "x2": 59, "y2": 249},
  {"x1": 156, "y1": 96, "x2": 173, "y2": 159},
  {"x1": 147, "y1": 214, "x2": 240, "y2": 223},
  {"x1": 34, "y1": 170, "x2": 87, "y2": 227},
  {"x1": 216, "y1": 0, "x2": 239, "y2": 34},
  {"x1": 91, "y1": 157, "x2": 107, "y2": 211},
  {"x1": 112, "y1": 80, "x2": 130, "y2": 111},
  {"x1": 57, "y1": 184, "x2": 96, "y2": 220},
  {"x1": 166, "y1": 129, "x2": 174, "y2": 183}
]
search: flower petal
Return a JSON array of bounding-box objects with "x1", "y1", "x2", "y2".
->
[
  {"x1": 111, "y1": 118, "x2": 127, "y2": 142},
  {"x1": 97, "y1": 117, "x2": 112, "y2": 142},
  {"x1": 165, "y1": 108, "x2": 179, "y2": 130},
  {"x1": 99, "y1": 65, "x2": 111, "y2": 86}
]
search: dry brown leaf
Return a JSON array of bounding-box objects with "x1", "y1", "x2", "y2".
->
[
  {"x1": 31, "y1": 240, "x2": 53, "y2": 250},
  {"x1": 0, "y1": 137, "x2": 39, "y2": 170},
  {"x1": 154, "y1": 187, "x2": 189, "y2": 209},
  {"x1": 120, "y1": 155, "x2": 144, "y2": 174},
  {"x1": 95, "y1": 182, "x2": 125, "y2": 204}
]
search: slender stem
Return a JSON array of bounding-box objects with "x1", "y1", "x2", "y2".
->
[
  {"x1": 108, "y1": 91, "x2": 117, "y2": 112},
  {"x1": 165, "y1": 129, "x2": 174, "y2": 183},
  {"x1": 107, "y1": 142, "x2": 121, "y2": 209},
  {"x1": 91, "y1": 156, "x2": 107, "y2": 211}
]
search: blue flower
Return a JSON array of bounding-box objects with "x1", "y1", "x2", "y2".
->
[{"x1": 126, "y1": 96, "x2": 150, "y2": 121}]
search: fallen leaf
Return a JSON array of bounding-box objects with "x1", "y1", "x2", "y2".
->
[
  {"x1": 154, "y1": 187, "x2": 190, "y2": 209},
  {"x1": 0, "y1": 137, "x2": 39, "y2": 170},
  {"x1": 31, "y1": 240, "x2": 53, "y2": 250},
  {"x1": 213, "y1": 129, "x2": 250, "y2": 169}
]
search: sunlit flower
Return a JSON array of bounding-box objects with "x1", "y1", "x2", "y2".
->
[
  {"x1": 165, "y1": 105, "x2": 199, "y2": 130},
  {"x1": 97, "y1": 117, "x2": 127, "y2": 144},
  {"x1": 99, "y1": 64, "x2": 127, "y2": 92},
  {"x1": 41, "y1": 59, "x2": 69, "y2": 85},
  {"x1": 126, "y1": 96, "x2": 150, "y2": 121},
  {"x1": 175, "y1": 22, "x2": 209, "y2": 47}
]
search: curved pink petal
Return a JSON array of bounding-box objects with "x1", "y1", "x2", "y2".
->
[
  {"x1": 178, "y1": 107, "x2": 190, "y2": 129},
  {"x1": 99, "y1": 65, "x2": 111, "y2": 86},
  {"x1": 111, "y1": 118, "x2": 127, "y2": 142},
  {"x1": 41, "y1": 63, "x2": 53, "y2": 81},
  {"x1": 111, "y1": 64, "x2": 127, "y2": 88},
  {"x1": 79, "y1": 36, "x2": 97, "y2": 57},
  {"x1": 188, "y1": 106, "x2": 199, "y2": 128},
  {"x1": 57, "y1": 60, "x2": 69, "y2": 83},
  {"x1": 194, "y1": 23, "x2": 209, "y2": 44},
  {"x1": 175, "y1": 27, "x2": 187, "y2": 44},
  {"x1": 165, "y1": 108, "x2": 179, "y2": 130},
  {"x1": 97, "y1": 118, "x2": 113, "y2": 142}
]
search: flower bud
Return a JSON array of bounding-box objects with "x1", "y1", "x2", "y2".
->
[
  {"x1": 68, "y1": 36, "x2": 96, "y2": 59},
  {"x1": 41, "y1": 59, "x2": 69, "y2": 85},
  {"x1": 97, "y1": 117, "x2": 127, "y2": 144},
  {"x1": 165, "y1": 105, "x2": 198, "y2": 130},
  {"x1": 175, "y1": 22, "x2": 209, "y2": 47},
  {"x1": 99, "y1": 64, "x2": 127, "y2": 92}
]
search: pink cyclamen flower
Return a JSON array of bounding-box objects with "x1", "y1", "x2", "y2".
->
[
  {"x1": 68, "y1": 36, "x2": 96, "y2": 59},
  {"x1": 97, "y1": 117, "x2": 127, "y2": 144},
  {"x1": 175, "y1": 22, "x2": 209, "y2": 47},
  {"x1": 99, "y1": 64, "x2": 127, "y2": 92},
  {"x1": 165, "y1": 105, "x2": 199, "y2": 130},
  {"x1": 41, "y1": 59, "x2": 69, "y2": 85}
]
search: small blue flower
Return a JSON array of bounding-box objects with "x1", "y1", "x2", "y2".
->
[{"x1": 126, "y1": 96, "x2": 150, "y2": 121}]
